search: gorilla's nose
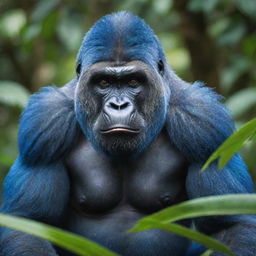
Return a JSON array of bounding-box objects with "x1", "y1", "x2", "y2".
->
[{"x1": 104, "y1": 97, "x2": 134, "y2": 118}]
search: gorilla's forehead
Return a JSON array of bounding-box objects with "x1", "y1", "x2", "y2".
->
[
  {"x1": 77, "y1": 12, "x2": 165, "y2": 69},
  {"x1": 89, "y1": 60, "x2": 150, "y2": 71},
  {"x1": 81, "y1": 60, "x2": 155, "y2": 79}
]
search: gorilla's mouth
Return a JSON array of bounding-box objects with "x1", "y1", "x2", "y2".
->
[{"x1": 100, "y1": 127, "x2": 140, "y2": 135}]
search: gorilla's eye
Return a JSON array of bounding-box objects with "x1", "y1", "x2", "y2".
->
[
  {"x1": 76, "y1": 63, "x2": 81, "y2": 77},
  {"x1": 128, "y1": 80, "x2": 138, "y2": 88},
  {"x1": 158, "y1": 60, "x2": 164, "y2": 75},
  {"x1": 99, "y1": 80, "x2": 110, "y2": 88}
]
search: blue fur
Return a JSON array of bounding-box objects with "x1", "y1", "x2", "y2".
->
[
  {"x1": 0, "y1": 82, "x2": 76, "y2": 255},
  {"x1": 187, "y1": 154, "x2": 254, "y2": 198},
  {"x1": 77, "y1": 11, "x2": 166, "y2": 72},
  {"x1": 1, "y1": 157, "x2": 69, "y2": 223},
  {"x1": 18, "y1": 83, "x2": 79, "y2": 165},
  {"x1": 0, "y1": 158, "x2": 69, "y2": 255},
  {"x1": 186, "y1": 243, "x2": 206, "y2": 256},
  {"x1": 166, "y1": 81, "x2": 234, "y2": 162}
]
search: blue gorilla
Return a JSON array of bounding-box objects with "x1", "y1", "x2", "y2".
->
[{"x1": 0, "y1": 12, "x2": 255, "y2": 256}]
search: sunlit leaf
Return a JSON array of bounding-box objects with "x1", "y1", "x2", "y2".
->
[
  {"x1": 167, "y1": 48, "x2": 190, "y2": 71},
  {"x1": 0, "y1": 81, "x2": 30, "y2": 108},
  {"x1": 202, "y1": 118, "x2": 256, "y2": 170},
  {"x1": 152, "y1": 0, "x2": 173, "y2": 15},
  {"x1": 130, "y1": 194, "x2": 256, "y2": 226},
  {"x1": 0, "y1": 214, "x2": 118, "y2": 256},
  {"x1": 0, "y1": 9, "x2": 26, "y2": 37},
  {"x1": 201, "y1": 250, "x2": 213, "y2": 256}
]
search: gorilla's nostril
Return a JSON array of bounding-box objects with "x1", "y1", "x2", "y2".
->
[
  {"x1": 110, "y1": 102, "x2": 119, "y2": 110},
  {"x1": 109, "y1": 102, "x2": 129, "y2": 110},
  {"x1": 120, "y1": 102, "x2": 129, "y2": 110}
]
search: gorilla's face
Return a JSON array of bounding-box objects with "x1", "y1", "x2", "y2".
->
[{"x1": 75, "y1": 60, "x2": 168, "y2": 158}]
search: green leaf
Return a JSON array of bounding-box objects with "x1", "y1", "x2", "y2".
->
[
  {"x1": 201, "y1": 118, "x2": 256, "y2": 171},
  {"x1": 130, "y1": 194, "x2": 256, "y2": 227},
  {"x1": 188, "y1": 0, "x2": 219, "y2": 13},
  {"x1": 0, "y1": 214, "x2": 118, "y2": 256},
  {"x1": 31, "y1": 0, "x2": 60, "y2": 22},
  {"x1": 57, "y1": 11, "x2": 83, "y2": 51},
  {"x1": 235, "y1": 0, "x2": 256, "y2": 20},
  {"x1": 201, "y1": 250, "x2": 213, "y2": 256},
  {"x1": 220, "y1": 56, "x2": 250, "y2": 92},
  {"x1": 131, "y1": 219, "x2": 233, "y2": 256},
  {"x1": 217, "y1": 22, "x2": 246, "y2": 46},
  {"x1": 152, "y1": 0, "x2": 173, "y2": 15},
  {"x1": 0, "y1": 9, "x2": 26, "y2": 37},
  {"x1": 0, "y1": 81, "x2": 30, "y2": 108}
]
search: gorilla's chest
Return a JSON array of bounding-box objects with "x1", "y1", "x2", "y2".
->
[{"x1": 66, "y1": 131, "x2": 188, "y2": 215}]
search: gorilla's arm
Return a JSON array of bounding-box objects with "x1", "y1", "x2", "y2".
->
[
  {"x1": 0, "y1": 81, "x2": 79, "y2": 256},
  {"x1": 187, "y1": 159, "x2": 256, "y2": 256},
  {"x1": 0, "y1": 159, "x2": 68, "y2": 256},
  {"x1": 166, "y1": 77, "x2": 256, "y2": 255}
]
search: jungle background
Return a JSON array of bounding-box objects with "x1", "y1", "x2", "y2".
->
[{"x1": 0, "y1": 0, "x2": 256, "y2": 198}]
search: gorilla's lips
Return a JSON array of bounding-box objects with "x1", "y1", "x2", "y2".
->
[{"x1": 100, "y1": 127, "x2": 140, "y2": 134}]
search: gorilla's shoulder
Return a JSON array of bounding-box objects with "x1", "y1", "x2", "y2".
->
[
  {"x1": 167, "y1": 81, "x2": 235, "y2": 162},
  {"x1": 18, "y1": 81, "x2": 80, "y2": 165}
]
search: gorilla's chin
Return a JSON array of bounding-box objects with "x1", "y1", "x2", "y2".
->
[{"x1": 98, "y1": 133, "x2": 144, "y2": 158}]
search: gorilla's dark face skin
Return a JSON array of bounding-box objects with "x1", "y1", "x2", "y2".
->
[{"x1": 75, "y1": 60, "x2": 168, "y2": 158}]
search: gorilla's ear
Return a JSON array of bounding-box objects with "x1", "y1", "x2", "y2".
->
[
  {"x1": 76, "y1": 63, "x2": 82, "y2": 78},
  {"x1": 157, "y1": 59, "x2": 164, "y2": 75},
  {"x1": 165, "y1": 73, "x2": 234, "y2": 162}
]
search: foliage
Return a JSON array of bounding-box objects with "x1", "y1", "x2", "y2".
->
[
  {"x1": 0, "y1": 214, "x2": 118, "y2": 256},
  {"x1": 0, "y1": 81, "x2": 30, "y2": 108},
  {"x1": 202, "y1": 118, "x2": 256, "y2": 170},
  {"x1": 130, "y1": 194, "x2": 256, "y2": 255},
  {"x1": 132, "y1": 220, "x2": 233, "y2": 256},
  {"x1": 1, "y1": 194, "x2": 256, "y2": 255}
]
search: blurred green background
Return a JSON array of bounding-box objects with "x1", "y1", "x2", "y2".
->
[{"x1": 0, "y1": 0, "x2": 256, "y2": 193}]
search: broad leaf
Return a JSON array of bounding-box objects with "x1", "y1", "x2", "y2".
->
[
  {"x1": 201, "y1": 250, "x2": 213, "y2": 256},
  {"x1": 0, "y1": 214, "x2": 118, "y2": 256},
  {"x1": 130, "y1": 219, "x2": 233, "y2": 256},
  {"x1": 202, "y1": 118, "x2": 256, "y2": 171},
  {"x1": 130, "y1": 194, "x2": 256, "y2": 226}
]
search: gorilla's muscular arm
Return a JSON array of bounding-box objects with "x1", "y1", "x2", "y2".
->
[
  {"x1": 166, "y1": 75, "x2": 256, "y2": 255},
  {"x1": 0, "y1": 82, "x2": 78, "y2": 256},
  {"x1": 187, "y1": 160, "x2": 256, "y2": 256}
]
